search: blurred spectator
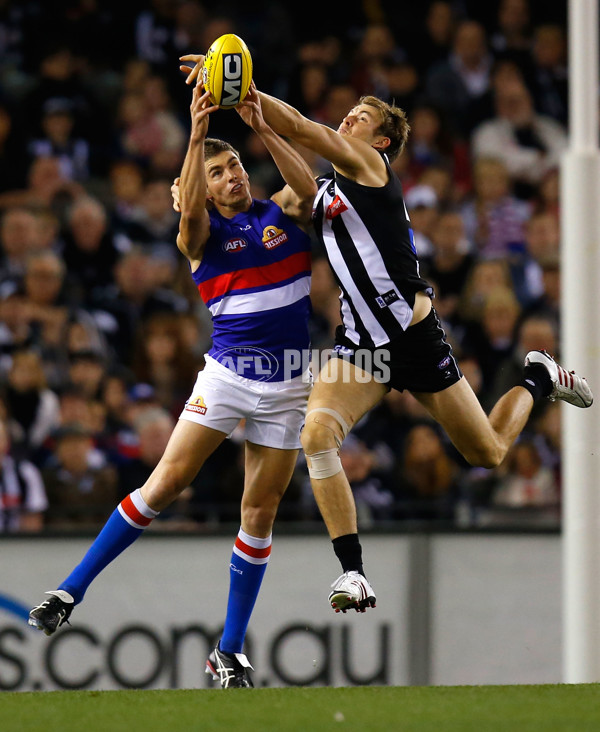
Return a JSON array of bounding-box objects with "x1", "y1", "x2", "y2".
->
[
  {"x1": 416, "y1": 165, "x2": 454, "y2": 207},
  {"x1": 1, "y1": 348, "x2": 60, "y2": 459},
  {"x1": 462, "y1": 285, "x2": 522, "y2": 391},
  {"x1": 460, "y1": 157, "x2": 530, "y2": 257},
  {"x1": 0, "y1": 207, "x2": 45, "y2": 294},
  {"x1": 425, "y1": 20, "x2": 493, "y2": 137},
  {"x1": 139, "y1": 74, "x2": 186, "y2": 176},
  {"x1": 0, "y1": 155, "x2": 85, "y2": 212},
  {"x1": 396, "y1": 423, "x2": 463, "y2": 522},
  {"x1": 471, "y1": 79, "x2": 567, "y2": 197},
  {"x1": 67, "y1": 350, "x2": 107, "y2": 401},
  {"x1": 491, "y1": 439, "x2": 559, "y2": 516},
  {"x1": 315, "y1": 83, "x2": 359, "y2": 130},
  {"x1": 118, "y1": 177, "x2": 180, "y2": 262},
  {"x1": 406, "y1": 103, "x2": 472, "y2": 196},
  {"x1": 62, "y1": 196, "x2": 124, "y2": 301},
  {"x1": 19, "y1": 44, "x2": 103, "y2": 143},
  {"x1": 406, "y1": 1, "x2": 455, "y2": 76},
  {"x1": 107, "y1": 159, "x2": 146, "y2": 232},
  {"x1": 483, "y1": 313, "x2": 558, "y2": 412},
  {"x1": 117, "y1": 406, "x2": 198, "y2": 527},
  {"x1": 457, "y1": 257, "x2": 515, "y2": 326},
  {"x1": 530, "y1": 24, "x2": 568, "y2": 125},
  {"x1": 379, "y1": 60, "x2": 420, "y2": 114},
  {"x1": 90, "y1": 247, "x2": 189, "y2": 364},
  {"x1": 131, "y1": 311, "x2": 201, "y2": 414},
  {"x1": 350, "y1": 23, "x2": 406, "y2": 96},
  {"x1": 405, "y1": 184, "x2": 439, "y2": 258},
  {"x1": 286, "y1": 62, "x2": 330, "y2": 119},
  {"x1": 340, "y1": 434, "x2": 394, "y2": 526},
  {"x1": 522, "y1": 253, "x2": 560, "y2": 329},
  {"x1": 0, "y1": 416, "x2": 47, "y2": 533},
  {"x1": 421, "y1": 210, "x2": 475, "y2": 326},
  {"x1": 27, "y1": 98, "x2": 91, "y2": 183},
  {"x1": 489, "y1": 0, "x2": 532, "y2": 63},
  {"x1": 42, "y1": 422, "x2": 118, "y2": 530}
]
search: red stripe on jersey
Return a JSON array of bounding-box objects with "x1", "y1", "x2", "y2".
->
[
  {"x1": 235, "y1": 537, "x2": 272, "y2": 559},
  {"x1": 197, "y1": 251, "x2": 311, "y2": 303},
  {"x1": 121, "y1": 494, "x2": 153, "y2": 527}
]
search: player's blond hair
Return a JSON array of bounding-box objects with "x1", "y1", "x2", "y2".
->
[{"x1": 359, "y1": 95, "x2": 410, "y2": 161}]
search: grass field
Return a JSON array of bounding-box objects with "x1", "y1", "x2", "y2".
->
[{"x1": 3, "y1": 684, "x2": 600, "y2": 732}]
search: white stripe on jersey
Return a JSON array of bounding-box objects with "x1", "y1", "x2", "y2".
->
[
  {"x1": 340, "y1": 295, "x2": 360, "y2": 344},
  {"x1": 328, "y1": 187, "x2": 414, "y2": 334},
  {"x1": 321, "y1": 224, "x2": 390, "y2": 345},
  {"x1": 207, "y1": 276, "x2": 311, "y2": 317}
]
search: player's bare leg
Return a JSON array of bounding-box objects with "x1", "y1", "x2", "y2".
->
[{"x1": 301, "y1": 357, "x2": 387, "y2": 613}]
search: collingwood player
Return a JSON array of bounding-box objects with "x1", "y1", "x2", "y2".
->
[{"x1": 181, "y1": 58, "x2": 593, "y2": 615}]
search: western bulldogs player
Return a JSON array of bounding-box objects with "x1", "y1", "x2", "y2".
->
[{"x1": 29, "y1": 82, "x2": 317, "y2": 688}]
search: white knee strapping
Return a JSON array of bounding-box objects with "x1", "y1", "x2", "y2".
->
[
  {"x1": 307, "y1": 448, "x2": 343, "y2": 479},
  {"x1": 305, "y1": 408, "x2": 350, "y2": 446}
]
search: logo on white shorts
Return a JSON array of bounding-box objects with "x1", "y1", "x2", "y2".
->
[
  {"x1": 186, "y1": 395, "x2": 207, "y2": 414},
  {"x1": 212, "y1": 346, "x2": 280, "y2": 381}
]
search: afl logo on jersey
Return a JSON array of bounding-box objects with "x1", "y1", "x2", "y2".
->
[
  {"x1": 223, "y1": 238, "x2": 248, "y2": 253},
  {"x1": 262, "y1": 226, "x2": 288, "y2": 250},
  {"x1": 326, "y1": 195, "x2": 348, "y2": 220}
]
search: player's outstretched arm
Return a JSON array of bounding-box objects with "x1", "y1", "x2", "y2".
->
[
  {"x1": 177, "y1": 83, "x2": 218, "y2": 265},
  {"x1": 236, "y1": 83, "x2": 317, "y2": 225},
  {"x1": 256, "y1": 90, "x2": 381, "y2": 179}
]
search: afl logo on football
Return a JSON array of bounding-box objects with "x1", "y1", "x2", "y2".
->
[
  {"x1": 223, "y1": 238, "x2": 247, "y2": 253},
  {"x1": 262, "y1": 226, "x2": 288, "y2": 250}
]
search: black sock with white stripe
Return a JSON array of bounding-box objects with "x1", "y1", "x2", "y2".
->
[{"x1": 521, "y1": 363, "x2": 553, "y2": 401}]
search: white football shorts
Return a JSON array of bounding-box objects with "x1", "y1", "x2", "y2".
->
[{"x1": 179, "y1": 355, "x2": 311, "y2": 450}]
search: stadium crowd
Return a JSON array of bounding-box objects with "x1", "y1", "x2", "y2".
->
[{"x1": 0, "y1": 0, "x2": 572, "y2": 531}]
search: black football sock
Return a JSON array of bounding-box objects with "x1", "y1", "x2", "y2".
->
[
  {"x1": 332, "y1": 533, "x2": 365, "y2": 576},
  {"x1": 521, "y1": 362, "x2": 553, "y2": 402}
]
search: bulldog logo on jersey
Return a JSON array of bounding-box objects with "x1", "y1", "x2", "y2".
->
[
  {"x1": 223, "y1": 238, "x2": 247, "y2": 253},
  {"x1": 326, "y1": 195, "x2": 348, "y2": 220},
  {"x1": 262, "y1": 226, "x2": 288, "y2": 250},
  {"x1": 185, "y1": 395, "x2": 207, "y2": 415}
]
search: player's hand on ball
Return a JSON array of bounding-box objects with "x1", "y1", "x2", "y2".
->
[
  {"x1": 180, "y1": 54, "x2": 205, "y2": 85},
  {"x1": 190, "y1": 84, "x2": 219, "y2": 141},
  {"x1": 235, "y1": 82, "x2": 265, "y2": 131}
]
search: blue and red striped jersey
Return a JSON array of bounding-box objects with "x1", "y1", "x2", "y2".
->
[{"x1": 191, "y1": 199, "x2": 312, "y2": 381}]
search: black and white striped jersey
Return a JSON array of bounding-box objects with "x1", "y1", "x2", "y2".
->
[{"x1": 312, "y1": 155, "x2": 433, "y2": 347}]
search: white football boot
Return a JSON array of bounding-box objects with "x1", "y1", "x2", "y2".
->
[
  {"x1": 328, "y1": 571, "x2": 376, "y2": 613},
  {"x1": 525, "y1": 350, "x2": 593, "y2": 408}
]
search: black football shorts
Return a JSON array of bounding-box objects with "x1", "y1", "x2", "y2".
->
[{"x1": 332, "y1": 307, "x2": 462, "y2": 393}]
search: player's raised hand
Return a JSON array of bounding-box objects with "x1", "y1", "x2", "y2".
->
[
  {"x1": 180, "y1": 54, "x2": 205, "y2": 85},
  {"x1": 190, "y1": 83, "x2": 219, "y2": 142},
  {"x1": 235, "y1": 82, "x2": 265, "y2": 132}
]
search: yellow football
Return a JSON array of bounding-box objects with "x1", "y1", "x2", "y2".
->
[{"x1": 202, "y1": 34, "x2": 253, "y2": 109}]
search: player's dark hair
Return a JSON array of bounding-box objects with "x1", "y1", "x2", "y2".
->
[
  {"x1": 204, "y1": 138, "x2": 241, "y2": 161},
  {"x1": 359, "y1": 95, "x2": 410, "y2": 161}
]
